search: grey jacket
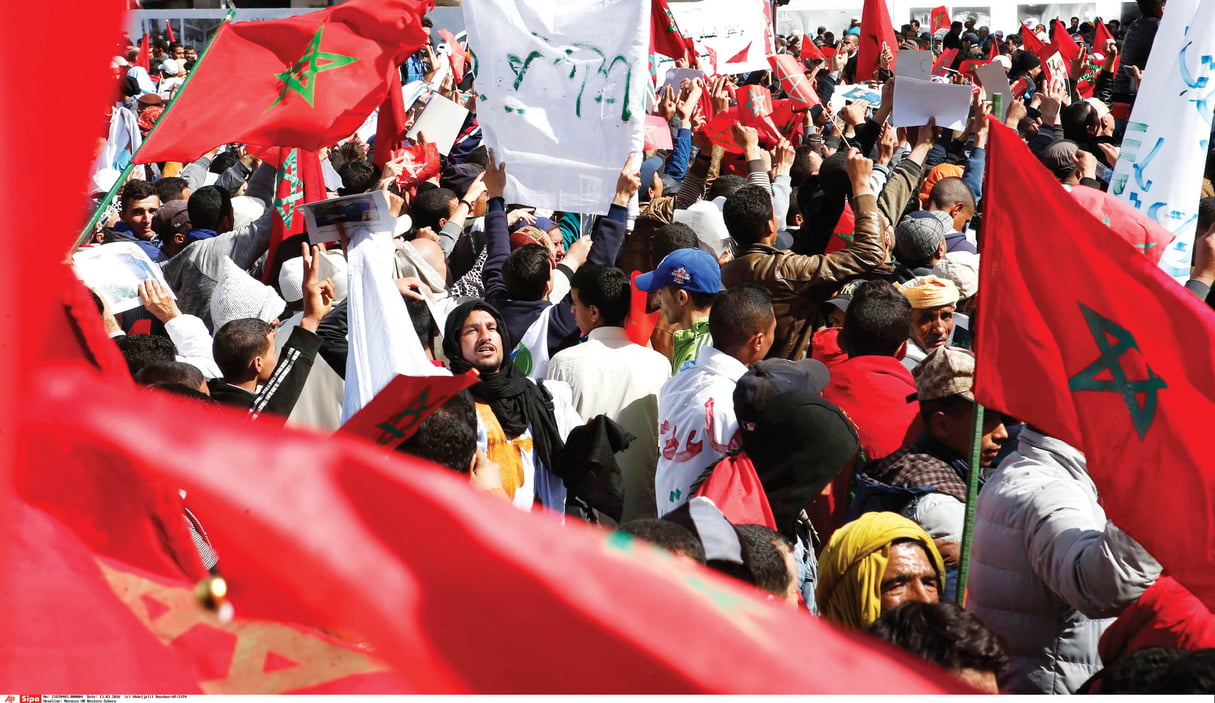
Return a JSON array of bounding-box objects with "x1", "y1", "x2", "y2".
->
[
  {"x1": 162, "y1": 164, "x2": 276, "y2": 328},
  {"x1": 966, "y1": 428, "x2": 1161, "y2": 694}
]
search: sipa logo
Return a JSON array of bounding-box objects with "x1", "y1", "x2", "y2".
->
[{"x1": 21, "y1": 696, "x2": 41, "y2": 703}]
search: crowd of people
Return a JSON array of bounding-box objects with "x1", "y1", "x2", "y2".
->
[{"x1": 84, "y1": 0, "x2": 1215, "y2": 694}]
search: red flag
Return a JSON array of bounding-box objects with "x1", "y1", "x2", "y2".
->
[
  {"x1": 650, "y1": 0, "x2": 690, "y2": 61},
  {"x1": 644, "y1": 114, "x2": 675, "y2": 151},
  {"x1": 820, "y1": 46, "x2": 836, "y2": 63},
  {"x1": 626, "y1": 272, "x2": 660, "y2": 347},
  {"x1": 694, "y1": 454, "x2": 777, "y2": 531},
  {"x1": 857, "y1": 0, "x2": 899, "y2": 82},
  {"x1": 727, "y1": 41, "x2": 753, "y2": 65},
  {"x1": 1068, "y1": 186, "x2": 1175, "y2": 264},
  {"x1": 801, "y1": 35, "x2": 825, "y2": 62},
  {"x1": 1094, "y1": 17, "x2": 1116, "y2": 53},
  {"x1": 165, "y1": 20, "x2": 175, "y2": 44},
  {"x1": 769, "y1": 98, "x2": 807, "y2": 141},
  {"x1": 437, "y1": 29, "x2": 465, "y2": 85},
  {"x1": 390, "y1": 142, "x2": 441, "y2": 190},
  {"x1": 1020, "y1": 22, "x2": 1047, "y2": 57},
  {"x1": 931, "y1": 48, "x2": 958, "y2": 77},
  {"x1": 1050, "y1": 18, "x2": 1081, "y2": 63},
  {"x1": 262, "y1": 147, "x2": 325, "y2": 282},
  {"x1": 768, "y1": 54, "x2": 820, "y2": 109},
  {"x1": 959, "y1": 59, "x2": 990, "y2": 78},
  {"x1": 737, "y1": 85, "x2": 773, "y2": 120},
  {"x1": 339, "y1": 372, "x2": 480, "y2": 448},
  {"x1": 987, "y1": 37, "x2": 999, "y2": 61},
  {"x1": 13, "y1": 361, "x2": 965, "y2": 693},
  {"x1": 372, "y1": 79, "x2": 408, "y2": 168},
  {"x1": 135, "y1": 0, "x2": 431, "y2": 164},
  {"x1": 136, "y1": 33, "x2": 151, "y2": 73},
  {"x1": 701, "y1": 109, "x2": 745, "y2": 154},
  {"x1": 930, "y1": 6, "x2": 950, "y2": 33},
  {"x1": 975, "y1": 118, "x2": 1215, "y2": 611},
  {"x1": 705, "y1": 44, "x2": 719, "y2": 75}
]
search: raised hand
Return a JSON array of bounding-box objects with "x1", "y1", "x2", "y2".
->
[
  {"x1": 300, "y1": 242, "x2": 336, "y2": 332},
  {"x1": 613, "y1": 153, "x2": 642, "y2": 207}
]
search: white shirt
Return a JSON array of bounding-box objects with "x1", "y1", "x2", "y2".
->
[
  {"x1": 548, "y1": 327, "x2": 672, "y2": 520},
  {"x1": 654, "y1": 345, "x2": 747, "y2": 516}
]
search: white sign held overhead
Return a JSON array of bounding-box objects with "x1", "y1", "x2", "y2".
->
[
  {"x1": 891, "y1": 76, "x2": 972, "y2": 132},
  {"x1": 668, "y1": 0, "x2": 774, "y2": 74},
  {"x1": 895, "y1": 50, "x2": 934, "y2": 81},
  {"x1": 464, "y1": 0, "x2": 649, "y2": 215},
  {"x1": 1110, "y1": 0, "x2": 1215, "y2": 284}
]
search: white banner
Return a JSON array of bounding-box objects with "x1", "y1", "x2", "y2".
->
[
  {"x1": 670, "y1": 0, "x2": 775, "y2": 75},
  {"x1": 1110, "y1": 0, "x2": 1215, "y2": 283},
  {"x1": 464, "y1": 0, "x2": 649, "y2": 215}
]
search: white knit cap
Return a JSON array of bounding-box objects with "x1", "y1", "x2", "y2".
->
[
  {"x1": 231, "y1": 195, "x2": 267, "y2": 232},
  {"x1": 315, "y1": 250, "x2": 348, "y2": 303},
  {"x1": 210, "y1": 257, "x2": 287, "y2": 330},
  {"x1": 933, "y1": 251, "x2": 980, "y2": 299},
  {"x1": 674, "y1": 200, "x2": 734, "y2": 258},
  {"x1": 277, "y1": 257, "x2": 305, "y2": 304}
]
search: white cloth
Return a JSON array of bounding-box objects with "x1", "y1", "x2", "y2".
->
[
  {"x1": 463, "y1": 0, "x2": 648, "y2": 215},
  {"x1": 91, "y1": 106, "x2": 142, "y2": 181},
  {"x1": 547, "y1": 327, "x2": 671, "y2": 520},
  {"x1": 901, "y1": 338, "x2": 930, "y2": 370},
  {"x1": 274, "y1": 311, "x2": 345, "y2": 432},
  {"x1": 654, "y1": 345, "x2": 747, "y2": 516},
  {"x1": 127, "y1": 65, "x2": 156, "y2": 95},
  {"x1": 1110, "y1": 0, "x2": 1215, "y2": 282},
  {"x1": 967, "y1": 428, "x2": 1162, "y2": 694},
  {"x1": 163, "y1": 314, "x2": 222, "y2": 380},
  {"x1": 341, "y1": 229, "x2": 445, "y2": 423},
  {"x1": 512, "y1": 305, "x2": 553, "y2": 381}
]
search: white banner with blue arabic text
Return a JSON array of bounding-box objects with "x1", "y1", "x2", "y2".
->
[
  {"x1": 464, "y1": 0, "x2": 649, "y2": 215},
  {"x1": 1110, "y1": 0, "x2": 1215, "y2": 283}
]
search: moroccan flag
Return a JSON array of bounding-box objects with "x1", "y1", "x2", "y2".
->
[
  {"x1": 770, "y1": 99, "x2": 807, "y2": 141},
  {"x1": 701, "y1": 109, "x2": 744, "y2": 153},
  {"x1": 801, "y1": 36, "x2": 825, "y2": 61},
  {"x1": 857, "y1": 0, "x2": 899, "y2": 82},
  {"x1": 165, "y1": 20, "x2": 175, "y2": 44},
  {"x1": 340, "y1": 372, "x2": 480, "y2": 449},
  {"x1": 768, "y1": 54, "x2": 820, "y2": 109},
  {"x1": 261, "y1": 147, "x2": 325, "y2": 283},
  {"x1": 650, "y1": 0, "x2": 689, "y2": 61},
  {"x1": 135, "y1": 0, "x2": 431, "y2": 164},
  {"x1": 644, "y1": 114, "x2": 674, "y2": 151},
  {"x1": 931, "y1": 48, "x2": 958, "y2": 77},
  {"x1": 975, "y1": 118, "x2": 1215, "y2": 610},
  {"x1": 1020, "y1": 22, "x2": 1047, "y2": 57},
  {"x1": 738, "y1": 85, "x2": 773, "y2": 120},
  {"x1": 930, "y1": 6, "x2": 950, "y2": 33},
  {"x1": 389, "y1": 142, "x2": 441, "y2": 190},
  {"x1": 987, "y1": 37, "x2": 999, "y2": 61},
  {"x1": 1050, "y1": 18, "x2": 1081, "y2": 62}
]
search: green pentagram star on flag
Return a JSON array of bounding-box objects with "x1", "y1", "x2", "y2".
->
[
  {"x1": 1067, "y1": 303, "x2": 1167, "y2": 440},
  {"x1": 269, "y1": 27, "x2": 359, "y2": 110}
]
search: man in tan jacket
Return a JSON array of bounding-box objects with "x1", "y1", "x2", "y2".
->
[{"x1": 721, "y1": 148, "x2": 886, "y2": 360}]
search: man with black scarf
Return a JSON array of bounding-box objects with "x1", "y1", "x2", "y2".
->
[{"x1": 442, "y1": 299, "x2": 580, "y2": 513}]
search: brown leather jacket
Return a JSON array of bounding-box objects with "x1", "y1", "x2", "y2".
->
[{"x1": 720, "y1": 192, "x2": 887, "y2": 360}]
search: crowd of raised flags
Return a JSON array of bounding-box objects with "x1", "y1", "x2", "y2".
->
[{"x1": 4, "y1": 0, "x2": 1215, "y2": 694}]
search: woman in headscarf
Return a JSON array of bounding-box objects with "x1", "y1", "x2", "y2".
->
[{"x1": 442, "y1": 300, "x2": 573, "y2": 511}]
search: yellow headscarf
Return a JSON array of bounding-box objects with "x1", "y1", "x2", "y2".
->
[{"x1": 815, "y1": 512, "x2": 946, "y2": 631}]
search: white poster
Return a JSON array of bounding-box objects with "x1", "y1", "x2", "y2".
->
[
  {"x1": 670, "y1": 0, "x2": 775, "y2": 75},
  {"x1": 1110, "y1": 0, "x2": 1215, "y2": 283},
  {"x1": 464, "y1": 0, "x2": 650, "y2": 215}
]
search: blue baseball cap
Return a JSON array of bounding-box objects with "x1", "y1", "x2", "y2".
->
[{"x1": 635, "y1": 248, "x2": 722, "y2": 295}]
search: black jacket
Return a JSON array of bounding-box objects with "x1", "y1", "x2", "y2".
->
[{"x1": 209, "y1": 325, "x2": 321, "y2": 421}]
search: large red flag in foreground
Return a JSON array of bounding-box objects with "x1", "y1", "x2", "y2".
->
[
  {"x1": 136, "y1": 0, "x2": 430, "y2": 163},
  {"x1": 857, "y1": 0, "x2": 899, "y2": 82},
  {"x1": 975, "y1": 119, "x2": 1215, "y2": 610}
]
